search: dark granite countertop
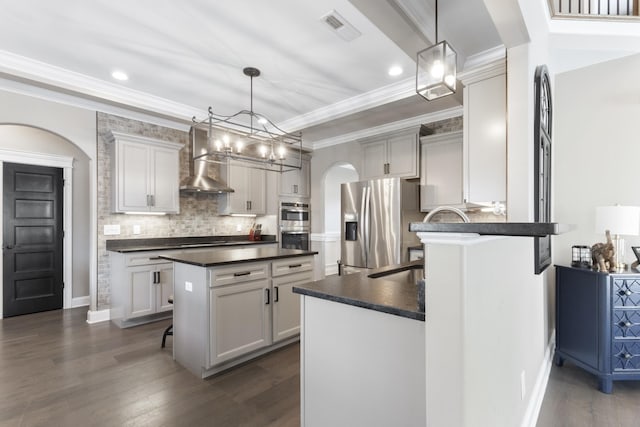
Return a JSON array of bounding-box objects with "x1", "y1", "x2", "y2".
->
[
  {"x1": 159, "y1": 247, "x2": 317, "y2": 267},
  {"x1": 409, "y1": 222, "x2": 572, "y2": 237},
  {"x1": 293, "y1": 262, "x2": 425, "y2": 322},
  {"x1": 106, "y1": 235, "x2": 277, "y2": 253}
]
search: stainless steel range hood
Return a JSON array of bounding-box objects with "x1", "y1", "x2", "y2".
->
[{"x1": 180, "y1": 127, "x2": 234, "y2": 194}]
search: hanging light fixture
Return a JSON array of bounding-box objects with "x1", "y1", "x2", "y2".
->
[
  {"x1": 192, "y1": 67, "x2": 303, "y2": 173},
  {"x1": 416, "y1": 0, "x2": 457, "y2": 101}
]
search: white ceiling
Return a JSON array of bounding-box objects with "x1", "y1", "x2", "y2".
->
[{"x1": 0, "y1": 0, "x2": 503, "y2": 145}]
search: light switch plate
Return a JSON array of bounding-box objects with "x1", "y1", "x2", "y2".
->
[
  {"x1": 133, "y1": 224, "x2": 141, "y2": 234},
  {"x1": 103, "y1": 224, "x2": 121, "y2": 235},
  {"x1": 185, "y1": 281, "x2": 193, "y2": 292}
]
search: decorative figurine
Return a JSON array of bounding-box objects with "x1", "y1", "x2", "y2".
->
[{"x1": 591, "y1": 230, "x2": 615, "y2": 272}]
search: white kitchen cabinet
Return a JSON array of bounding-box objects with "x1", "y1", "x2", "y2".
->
[
  {"x1": 219, "y1": 159, "x2": 266, "y2": 214},
  {"x1": 209, "y1": 277, "x2": 271, "y2": 366},
  {"x1": 463, "y1": 72, "x2": 507, "y2": 205},
  {"x1": 280, "y1": 156, "x2": 310, "y2": 198},
  {"x1": 420, "y1": 131, "x2": 464, "y2": 211},
  {"x1": 109, "y1": 251, "x2": 174, "y2": 327},
  {"x1": 172, "y1": 253, "x2": 315, "y2": 378},
  {"x1": 271, "y1": 256, "x2": 314, "y2": 342},
  {"x1": 361, "y1": 131, "x2": 419, "y2": 180},
  {"x1": 108, "y1": 131, "x2": 182, "y2": 214}
]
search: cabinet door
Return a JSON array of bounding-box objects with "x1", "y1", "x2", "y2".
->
[
  {"x1": 209, "y1": 279, "x2": 271, "y2": 366},
  {"x1": 272, "y1": 271, "x2": 312, "y2": 342},
  {"x1": 128, "y1": 265, "x2": 154, "y2": 318},
  {"x1": 280, "y1": 158, "x2": 310, "y2": 197},
  {"x1": 362, "y1": 140, "x2": 387, "y2": 179},
  {"x1": 387, "y1": 133, "x2": 418, "y2": 178},
  {"x1": 420, "y1": 132, "x2": 463, "y2": 211},
  {"x1": 156, "y1": 263, "x2": 174, "y2": 312},
  {"x1": 247, "y1": 167, "x2": 266, "y2": 214},
  {"x1": 226, "y1": 160, "x2": 249, "y2": 213},
  {"x1": 466, "y1": 74, "x2": 506, "y2": 203},
  {"x1": 117, "y1": 141, "x2": 150, "y2": 212},
  {"x1": 150, "y1": 146, "x2": 180, "y2": 213}
]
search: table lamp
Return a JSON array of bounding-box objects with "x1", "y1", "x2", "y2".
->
[{"x1": 595, "y1": 205, "x2": 640, "y2": 271}]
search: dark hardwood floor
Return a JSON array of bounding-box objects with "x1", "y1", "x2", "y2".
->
[
  {"x1": 0, "y1": 307, "x2": 300, "y2": 427},
  {"x1": 537, "y1": 361, "x2": 640, "y2": 427}
]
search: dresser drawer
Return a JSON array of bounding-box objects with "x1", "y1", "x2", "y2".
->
[
  {"x1": 612, "y1": 277, "x2": 640, "y2": 307},
  {"x1": 612, "y1": 310, "x2": 640, "y2": 338},
  {"x1": 612, "y1": 340, "x2": 640, "y2": 371}
]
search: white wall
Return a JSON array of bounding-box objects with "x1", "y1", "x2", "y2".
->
[{"x1": 553, "y1": 53, "x2": 640, "y2": 267}]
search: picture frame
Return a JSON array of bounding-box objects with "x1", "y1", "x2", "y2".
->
[{"x1": 632, "y1": 246, "x2": 640, "y2": 265}]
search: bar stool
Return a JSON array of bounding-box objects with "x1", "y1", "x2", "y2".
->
[{"x1": 161, "y1": 295, "x2": 173, "y2": 348}]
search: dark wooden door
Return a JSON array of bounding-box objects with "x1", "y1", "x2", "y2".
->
[{"x1": 3, "y1": 162, "x2": 63, "y2": 317}]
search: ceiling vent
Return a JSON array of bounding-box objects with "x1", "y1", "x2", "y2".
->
[{"x1": 320, "y1": 10, "x2": 362, "y2": 42}]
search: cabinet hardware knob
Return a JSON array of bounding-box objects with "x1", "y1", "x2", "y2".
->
[
  {"x1": 624, "y1": 353, "x2": 633, "y2": 359},
  {"x1": 627, "y1": 290, "x2": 632, "y2": 296},
  {"x1": 274, "y1": 286, "x2": 279, "y2": 302},
  {"x1": 620, "y1": 321, "x2": 632, "y2": 328},
  {"x1": 265, "y1": 288, "x2": 270, "y2": 305},
  {"x1": 288, "y1": 264, "x2": 302, "y2": 269},
  {"x1": 233, "y1": 271, "x2": 251, "y2": 277}
]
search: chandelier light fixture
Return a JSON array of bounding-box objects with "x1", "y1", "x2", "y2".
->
[
  {"x1": 416, "y1": 0, "x2": 457, "y2": 101},
  {"x1": 192, "y1": 67, "x2": 303, "y2": 172}
]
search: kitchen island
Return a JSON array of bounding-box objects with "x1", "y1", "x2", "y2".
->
[
  {"x1": 292, "y1": 262, "x2": 426, "y2": 427},
  {"x1": 160, "y1": 247, "x2": 317, "y2": 379}
]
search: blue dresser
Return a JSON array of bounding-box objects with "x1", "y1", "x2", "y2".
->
[{"x1": 555, "y1": 265, "x2": 640, "y2": 393}]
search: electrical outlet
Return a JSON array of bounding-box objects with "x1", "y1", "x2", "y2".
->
[
  {"x1": 103, "y1": 224, "x2": 121, "y2": 235},
  {"x1": 520, "y1": 370, "x2": 526, "y2": 400},
  {"x1": 236, "y1": 224, "x2": 242, "y2": 232},
  {"x1": 185, "y1": 281, "x2": 193, "y2": 292},
  {"x1": 133, "y1": 224, "x2": 141, "y2": 235}
]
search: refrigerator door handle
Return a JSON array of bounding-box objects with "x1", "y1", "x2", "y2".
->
[{"x1": 363, "y1": 185, "x2": 371, "y2": 266}]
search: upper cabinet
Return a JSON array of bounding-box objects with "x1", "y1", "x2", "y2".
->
[
  {"x1": 461, "y1": 66, "x2": 507, "y2": 205},
  {"x1": 280, "y1": 156, "x2": 310, "y2": 198},
  {"x1": 108, "y1": 131, "x2": 182, "y2": 214},
  {"x1": 361, "y1": 130, "x2": 419, "y2": 180},
  {"x1": 219, "y1": 159, "x2": 266, "y2": 215},
  {"x1": 420, "y1": 131, "x2": 464, "y2": 211}
]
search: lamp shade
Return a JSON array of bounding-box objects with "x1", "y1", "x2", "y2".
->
[{"x1": 595, "y1": 205, "x2": 640, "y2": 236}]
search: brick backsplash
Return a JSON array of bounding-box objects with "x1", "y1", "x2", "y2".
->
[{"x1": 96, "y1": 112, "x2": 254, "y2": 309}]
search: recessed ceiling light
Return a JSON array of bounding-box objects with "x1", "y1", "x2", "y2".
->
[
  {"x1": 388, "y1": 66, "x2": 403, "y2": 77},
  {"x1": 111, "y1": 70, "x2": 129, "y2": 81}
]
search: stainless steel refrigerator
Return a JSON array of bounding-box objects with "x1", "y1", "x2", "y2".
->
[{"x1": 340, "y1": 177, "x2": 423, "y2": 274}]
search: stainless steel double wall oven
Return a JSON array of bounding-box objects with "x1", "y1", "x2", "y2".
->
[{"x1": 280, "y1": 201, "x2": 309, "y2": 251}]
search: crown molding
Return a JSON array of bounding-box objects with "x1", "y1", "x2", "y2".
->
[
  {"x1": 278, "y1": 76, "x2": 417, "y2": 132},
  {"x1": 458, "y1": 46, "x2": 507, "y2": 85},
  {"x1": 311, "y1": 106, "x2": 463, "y2": 150},
  {"x1": 0, "y1": 50, "x2": 199, "y2": 131}
]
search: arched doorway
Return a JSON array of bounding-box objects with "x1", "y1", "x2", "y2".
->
[{"x1": 321, "y1": 162, "x2": 358, "y2": 276}]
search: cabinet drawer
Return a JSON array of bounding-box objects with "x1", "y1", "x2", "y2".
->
[
  {"x1": 612, "y1": 277, "x2": 640, "y2": 307},
  {"x1": 612, "y1": 340, "x2": 640, "y2": 371},
  {"x1": 210, "y1": 262, "x2": 269, "y2": 287},
  {"x1": 612, "y1": 310, "x2": 640, "y2": 338},
  {"x1": 125, "y1": 251, "x2": 175, "y2": 267},
  {"x1": 272, "y1": 256, "x2": 314, "y2": 277}
]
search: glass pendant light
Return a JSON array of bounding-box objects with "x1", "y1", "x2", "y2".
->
[{"x1": 416, "y1": 0, "x2": 457, "y2": 101}]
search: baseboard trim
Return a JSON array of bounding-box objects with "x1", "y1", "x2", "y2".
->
[
  {"x1": 521, "y1": 330, "x2": 555, "y2": 427},
  {"x1": 86, "y1": 309, "x2": 110, "y2": 324},
  {"x1": 71, "y1": 296, "x2": 90, "y2": 308}
]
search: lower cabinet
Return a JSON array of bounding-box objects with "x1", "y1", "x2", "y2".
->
[
  {"x1": 555, "y1": 265, "x2": 640, "y2": 393},
  {"x1": 173, "y1": 255, "x2": 314, "y2": 378},
  {"x1": 110, "y1": 251, "x2": 174, "y2": 327},
  {"x1": 209, "y1": 278, "x2": 272, "y2": 366}
]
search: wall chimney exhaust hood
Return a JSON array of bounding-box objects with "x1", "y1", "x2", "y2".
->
[{"x1": 180, "y1": 127, "x2": 234, "y2": 194}]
